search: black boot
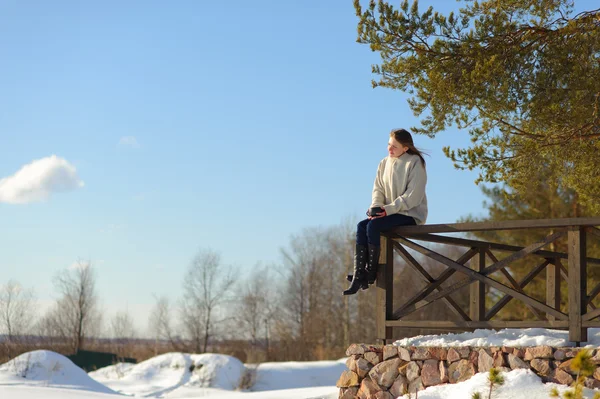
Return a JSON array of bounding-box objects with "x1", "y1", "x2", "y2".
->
[
  {"x1": 365, "y1": 244, "x2": 380, "y2": 285},
  {"x1": 347, "y1": 244, "x2": 381, "y2": 286},
  {"x1": 343, "y1": 244, "x2": 368, "y2": 295}
]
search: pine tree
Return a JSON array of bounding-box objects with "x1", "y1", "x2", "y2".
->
[
  {"x1": 354, "y1": 0, "x2": 600, "y2": 212},
  {"x1": 460, "y1": 170, "x2": 600, "y2": 319}
]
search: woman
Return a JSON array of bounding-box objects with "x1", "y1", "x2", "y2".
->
[{"x1": 343, "y1": 128, "x2": 428, "y2": 295}]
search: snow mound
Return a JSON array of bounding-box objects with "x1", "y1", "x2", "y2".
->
[
  {"x1": 399, "y1": 368, "x2": 593, "y2": 399},
  {"x1": 394, "y1": 327, "x2": 600, "y2": 347},
  {"x1": 0, "y1": 350, "x2": 116, "y2": 394},
  {"x1": 87, "y1": 362, "x2": 134, "y2": 381},
  {"x1": 250, "y1": 359, "x2": 347, "y2": 391},
  {"x1": 89, "y1": 352, "x2": 245, "y2": 397},
  {"x1": 187, "y1": 353, "x2": 245, "y2": 389}
]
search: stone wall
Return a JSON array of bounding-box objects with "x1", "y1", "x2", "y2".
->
[{"x1": 337, "y1": 344, "x2": 600, "y2": 399}]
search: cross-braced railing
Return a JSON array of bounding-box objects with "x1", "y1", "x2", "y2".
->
[{"x1": 375, "y1": 218, "x2": 600, "y2": 345}]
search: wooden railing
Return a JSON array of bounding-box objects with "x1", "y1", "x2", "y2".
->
[{"x1": 375, "y1": 218, "x2": 600, "y2": 345}]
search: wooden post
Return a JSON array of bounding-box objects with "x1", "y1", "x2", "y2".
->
[
  {"x1": 376, "y1": 236, "x2": 393, "y2": 344},
  {"x1": 546, "y1": 258, "x2": 561, "y2": 321},
  {"x1": 470, "y1": 249, "x2": 486, "y2": 321},
  {"x1": 568, "y1": 227, "x2": 587, "y2": 344}
]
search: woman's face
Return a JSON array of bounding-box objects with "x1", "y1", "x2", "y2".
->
[{"x1": 388, "y1": 137, "x2": 409, "y2": 158}]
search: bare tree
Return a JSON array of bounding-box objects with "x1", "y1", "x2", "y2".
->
[
  {"x1": 111, "y1": 310, "x2": 136, "y2": 340},
  {"x1": 0, "y1": 280, "x2": 36, "y2": 358},
  {"x1": 276, "y1": 224, "x2": 353, "y2": 360},
  {"x1": 148, "y1": 295, "x2": 176, "y2": 354},
  {"x1": 45, "y1": 260, "x2": 100, "y2": 353},
  {"x1": 0, "y1": 280, "x2": 36, "y2": 339},
  {"x1": 110, "y1": 310, "x2": 136, "y2": 357},
  {"x1": 179, "y1": 248, "x2": 237, "y2": 353},
  {"x1": 235, "y1": 264, "x2": 278, "y2": 360}
]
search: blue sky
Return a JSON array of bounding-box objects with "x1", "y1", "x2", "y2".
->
[{"x1": 0, "y1": 0, "x2": 496, "y2": 333}]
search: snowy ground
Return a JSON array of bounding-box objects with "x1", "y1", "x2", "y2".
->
[
  {"x1": 393, "y1": 327, "x2": 600, "y2": 347},
  {"x1": 2, "y1": 328, "x2": 600, "y2": 398}
]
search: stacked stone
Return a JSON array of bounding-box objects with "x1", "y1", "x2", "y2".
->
[{"x1": 337, "y1": 344, "x2": 600, "y2": 399}]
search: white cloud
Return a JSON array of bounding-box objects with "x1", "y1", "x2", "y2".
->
[
  {"x1": 118, "y1": 136, "x2": 140, "y2": 149},
  {"x1": 0, "y1": 155, "x2": 84, "y2": 204}
]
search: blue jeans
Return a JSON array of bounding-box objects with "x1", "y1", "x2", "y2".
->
[{"x1": 356, "y1": 214, "x2": 416, "y2": 246}]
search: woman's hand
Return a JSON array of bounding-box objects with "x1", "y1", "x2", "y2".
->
[
  {"x1": 368, "y1": 208, "x2": 387, "y2": 219},
  {"x1": 372, "y1": 208, "x2": 387, "y2": 218}
]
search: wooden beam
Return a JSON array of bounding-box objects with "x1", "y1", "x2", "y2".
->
[
  {"x1": 556, "y1": 258, "x2": 569, "y2": 280},
  {"x1": 376, "y1": 236, "x2": 393, "y2": 344},
  {"x1": 385, "y1": 237, "x2": 394, "y2": 341},
  {"x1": 588, "y1": 282, "x2": 600, "y2": 306},
  {"x1": 393, "y1": 237, "x2": 567, "y2": 320},
  {"x1": 470, "y1": 250, "x2": 486, "y2": 321},
  {"x1": 385, "y1": 320, "x2": 570, "y2": 329},
  {"x1": 388, "y1": 217, "x2": 600, "y2": 235},
  {"x1": 391, "y1": 248, "x2": 477, "y2": 319},
  {"x1": 546, "y1": 258, "x2": 561, "y2": 321},
  {"x1": 481, "y1": 231, "x2": 564, "y2": 276},
  {"x1": 485, "y1": 260, "x2": 549, "y2": 320},
  {"x1": 394, "y1": 243, "x2": 470, "y2": 321},
  {"x1": 586, "y1": 226, "x2": 600, "y2": 239},
  {"x1": 486, "y1": 250, "x2": 544, "y2": 320},
  {"x1": 551, "y1": 258, "x2": 595, "y2": 314},
  {"x1": 582, "y1": 321, "x2": 600, "y2": 327},
  {"x1": 582, "y1": 307, "x2": 600, "y2": 322},
  {"x1": 392, "y1": 233, "x2": 600, "y2": 266},
  {"x1": 568, "y1": 227, "x2": 588, "y2": 343},
  {"x1": 486, "y1": 249, "x2": 544, "y2": 320}
]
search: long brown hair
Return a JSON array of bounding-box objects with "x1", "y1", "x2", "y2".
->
[{"x1": 390, "y1": 128, "x2": 426, "y2": 167}]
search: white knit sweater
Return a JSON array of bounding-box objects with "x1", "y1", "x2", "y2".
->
[{"x1": 370, "y1": 153, "x2": 428, "y2": 225}]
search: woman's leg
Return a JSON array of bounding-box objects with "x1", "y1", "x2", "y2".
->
[
  {"x1": 356, "y1": 218, "x2": 370, "y2": 246},
  {"x1": 364, "y1": 214, "x2": 416, "y2": 284},
  {"x1": 366, "y1": 214, "x2": 416, "y2": 245},
  {"x1": 344, "y1": 218, "x2": 371, "y2": 295}
]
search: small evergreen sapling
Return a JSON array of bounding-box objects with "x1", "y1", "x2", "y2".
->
[
  {"x1": 472, "y1": 368, "x2": 505, "y2": 399},
  {"x1": 549, "y1": 350, "x2": 600, "y2": 399}
]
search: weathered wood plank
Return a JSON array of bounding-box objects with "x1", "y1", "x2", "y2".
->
[
  {"x1": 394, "y1": 243, "x2": 470, "y2": 321},
  {"x1": 391, "y1": 248, "x2": 477, "y2": 319},
  {"x1": 556, "y1": 258, "x2": 569, "y2": 281},
  {"x1": 390, "y1": 233, "x2": 600, "y2": 265},
  {"x1": 546, "y1": 259, "x2": 561, "y2": 321},
  {"x1": 470, "y1": 250, "x2": 486, "y2": 321},
  {"x1": 385, "y1": 236, "x2": 394, "y2": 342},
  {"x1": 587, "y1": 226, "x2": 600, "y2": 239},
  {"x1": 487, "y1": 250, "x2": 544, "y2": 320},
  {"x1": 582, "y1": 307, "x2": 600, "y2": 322},
  {"x1": 482, "y1": 232, "x2": 564, "y2": 276},
  {"x1": 582, "y1": 321, "x2": 600, "y2": 327},
  {"x1": 568, "y1": 227, "x2": 587, "y2": 343},
  {"x1": 388, "y1": 217, "x2": 600, "y2": 235},
  {"x1": 376, "y1": 236, "x2": 390, "y2": 344},
  {"x1": 485, "y1": 260, "x2": 549, "y2": 320},
  {"x1": 385, "y1": 320, "x2": 570, "y2": 329},
  {"x1": 588, "y1": 282, "x2": 600, "y2": 306},
  {"x1": 393, "y1": 237, "x2": 567, "y2": 320}
]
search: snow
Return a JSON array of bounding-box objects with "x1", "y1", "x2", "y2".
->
[
  {"x1": 88, "y1": 354, "x2": 345, "y2": 397},
  {"x1": 249, "y1": 359, "x2": 347, "y2": 391},
  {"x1": 0, "y1": 350, "x2": 116, "y2": 394},
  {"x1": 394, "y1": 327, "x2": 600, "y2": 347},
  {"x1": 396, "y1": 368, "x2": 598, "y2": 399},
  {"x1": 3, "y1": 329, "x2": 600, "y2": 398},
  {"x1": 0, "y1": 349, "x2": 340, "y2": 398},
  {"x1": 88, "y1": 352, "x2": 246, "y2": 396}
]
